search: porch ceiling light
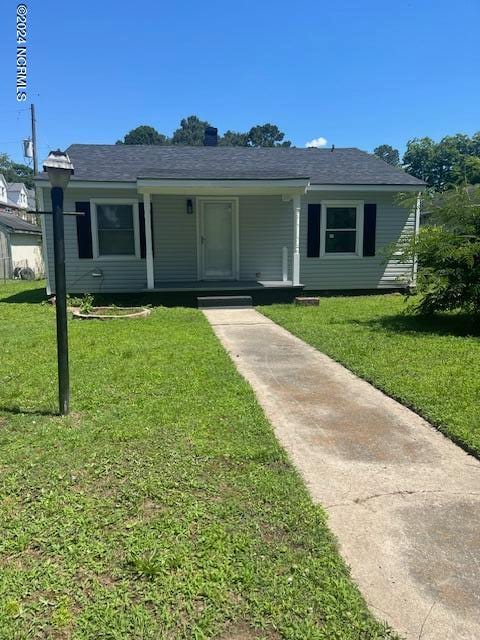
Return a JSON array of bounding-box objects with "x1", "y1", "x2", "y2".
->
[{"x1": 43, "y1": 149, "x2": 74, "y2": 189}]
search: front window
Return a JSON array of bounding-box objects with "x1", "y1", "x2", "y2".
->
[
  {"x1": 92, "y1": 200, "x2": 139, "y2": 258},
  {"x1": 321, "y1": 201, "x2": 363, "y2": 256}
]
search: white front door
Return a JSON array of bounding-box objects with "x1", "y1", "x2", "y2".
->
[{"x1": 199, "y1": 199, "x2": 238, "y2": 280}]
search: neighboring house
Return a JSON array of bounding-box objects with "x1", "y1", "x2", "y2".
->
[
  {"x1": 0, "y1": 174, "x2": 7, "y2": 205},
  {"x1": 7, "y1": 182, "x2": 29, "y2": 209},
  {"x1": 0, "y1": 175, "x2": 37, "y2": 224},
  {"x1": 35, "y1": 136, "x2": 425, "y2": 297},
  {"x1": 0, "y1": 211, "x2": 44, "y2": 280}
]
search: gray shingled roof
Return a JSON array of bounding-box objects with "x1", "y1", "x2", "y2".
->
[
  {"x1": 0, "y1": 212, "x2": 41, "y2": 234},
  {"x1": 7, "y1": 182, "x2": 26, "y2": 192},
  {"x1": 36, "y1": 144, "x2": 425, "y2": 186}
]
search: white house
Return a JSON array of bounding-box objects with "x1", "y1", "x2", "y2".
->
[
  {"x1": 7, "y1": 182, "x2": 29, "y2": 209},
  {"x1": 0, "y1": 174, "x2": 8, "y2": 205},
  {"x1": 36, "y1": 135, "x2": 425, "y2": 302},
  {"x1": 0, "y1": 175, "x2": 37, "y2": 223}
]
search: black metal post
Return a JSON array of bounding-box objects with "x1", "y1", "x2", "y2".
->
[{"x1": 51, "y1": 186, "x2": 70, "y2": 415}]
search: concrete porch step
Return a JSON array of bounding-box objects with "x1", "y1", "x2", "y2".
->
[{"x1": 197, "y1": 295, "x2": 253, "y2": 309}]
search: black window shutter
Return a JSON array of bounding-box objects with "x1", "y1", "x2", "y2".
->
[
  {"x1": 307, "y1": 204, "x2": 321, "y2": 257},
  {"x1": 139, "y1": 202, "x2": 155, "y2": 259},
  {"x1": 75, "y1": 202, "x2": 93, "y2": 259},
  {"x1": 363, "y1": 204, "x2": 377, "y2": 256}
]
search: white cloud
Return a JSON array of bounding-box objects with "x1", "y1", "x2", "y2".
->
[{"x1": 305, "y1": 136, "x2": 328, "y2": 148}]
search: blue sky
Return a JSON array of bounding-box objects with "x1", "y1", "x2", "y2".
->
[{"x1": 1, "y1": 0, "x2": 479, "y2": 165}]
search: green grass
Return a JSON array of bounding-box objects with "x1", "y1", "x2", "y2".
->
[
  {"x1": 0, "y1": 281, "x2": 394, "y2": 640},
  {"x1": 261, "y1": 294, "x2": 480, "y2": 457}
]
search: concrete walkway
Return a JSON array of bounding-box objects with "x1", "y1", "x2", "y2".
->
[{"x1": 203, "y1": 308, "x2": 480, "y2": 640}]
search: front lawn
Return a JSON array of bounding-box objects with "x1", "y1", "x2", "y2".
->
[
  {"x1": 261, "y1": 295, "x2": 480, "y2": 457},
  {"x1": 0, "y1": 281, "x2": 393, "y2": 640}
]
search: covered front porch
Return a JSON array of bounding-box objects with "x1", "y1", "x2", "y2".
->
[{"x1": 138, "y1": 177, "x2": 308, "y2": 292}]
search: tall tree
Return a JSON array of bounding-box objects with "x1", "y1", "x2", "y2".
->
[
  {"x1": 0, "y1": 153, "x2": 34, "y2": 188},
  {"x1": 116, "y1": 117, "x2": 293, "y2": 148},
  {"x1": 403, "y1": 133, "x2": 480, "y2": 190},
  {"x1": 116, "y1": 125, "x2": 169, "y2": 145},
  {"x1": 219, "y1": 130, "x2": 249, "y2": 146},
  {"x1": 171, "y1": 116, "x2": 212, "y2": 146},
  {"x1": 373, "y1": 144, "x2": 400, "y2": 166},
  {"x1": 247, "y1": 124, "x2": 291, "y2": 147},
  {"x1": 403, "y1": 137, "x2": 438, "y2": 185},
  {"x1": 460, "y1": 156, "x2": 480, "y2": 185},
  {"x1": 220, "y1": 124, "x2": 292, "y2": 147}
]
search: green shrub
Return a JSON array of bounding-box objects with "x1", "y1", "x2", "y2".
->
[{"x1": 397, "y1": 186, "x2": 480, "y2": 314}]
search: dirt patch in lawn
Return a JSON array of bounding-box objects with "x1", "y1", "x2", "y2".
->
[{"x1": 217, "y1": 621, "x2": 282, "y2": 639}]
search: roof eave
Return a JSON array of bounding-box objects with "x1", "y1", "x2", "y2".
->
[{"x1": 308, "y1": 183, "x2": 426, "y2": 192}]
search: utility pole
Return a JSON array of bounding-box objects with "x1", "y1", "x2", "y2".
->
[
  {"x1": 31, "y1": 103, "x2": 38, "y2": 176},
  {"x1": 31, "y1": 103, "x2": 40, "y2": 221}
]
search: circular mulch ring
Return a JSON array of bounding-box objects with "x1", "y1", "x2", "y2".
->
[{"x1": 71, "y1": 306, "x2": 151, "y2": 320}]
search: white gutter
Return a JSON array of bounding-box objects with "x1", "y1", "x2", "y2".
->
[
  {"x1": 412, "y1": 192, "x2": 421, "y2": 286},
  {"x1": 308, "y1": 184, "x2": 426, "y2": 192}
]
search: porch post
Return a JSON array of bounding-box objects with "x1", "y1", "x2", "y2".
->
[
  {"x1": 292, "y1": 194, "x2": 301, "y2": 286},
  {"x1": 144, "y1": 191, "x2": 154, "y2": 289}
]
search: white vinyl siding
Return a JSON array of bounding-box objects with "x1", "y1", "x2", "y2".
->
[
  {"x1": 42, "y1": 187, "x2": 146, "y2": 293},
  {"x1": 238, "y1": 195, "x2": 292, "y2": 281},
  {"x1": 151, "y1": 194, "x2": 293, "y2": 283},
  {"x1": 302, "y1": 191, "x2": 415, "y2": 290},
  {"x1": 152, "y1": 195, "x2": 197, "y2": 281},
  {"x1": 42, "y1": 187, "x2": 415, "y2": 293}
]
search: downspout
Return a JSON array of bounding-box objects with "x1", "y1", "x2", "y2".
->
[{"x1": 412, "y1": 192, "x2": 421, "y2": 287}]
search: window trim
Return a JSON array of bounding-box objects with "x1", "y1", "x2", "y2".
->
[
  {"x1": 90, "y1": 198, "x2": 141, "y2": 260},
  {"x1": 320, "y1": 200, "x2": 364, "y2": 258}
]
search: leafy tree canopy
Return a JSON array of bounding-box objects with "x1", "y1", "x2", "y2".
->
[
  {"x1": 373, "y1": 144, "x2": 399, "y2": 166},
  {"x1": 219, "y1": 130, "x2": 249, "y2": 147},
  {"x1": 403, "y1": 132, "x2": 480, "y2": 190},
  {"x1": 116, "y1": 125, "x2": 170, "y2": 145},
  {"x1": 395, "y1": 186, "x2": 480, "y2": 315},
  {"x1": 117, "y1": 117, "x2": 292, "y2": 148},
  {"x1": 172, "y1": 116, "x2": 211, "y2": 146},
  {"x1": 0, "y1": 152, "x2": 34, "y2": 189},
  {"x1": 246, "y1": 124, "x2": 291, "y2": 147}
]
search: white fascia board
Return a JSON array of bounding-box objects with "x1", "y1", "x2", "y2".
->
[
  {"x1": 307, "y1": 184, "x2": 426, "y2": 192},
  {"x1": 137, "y1": 178, "x2": 310, "y2": 195},
  {"x1": 34, "y1": 179, "x2": 136, "y2": 190}
]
